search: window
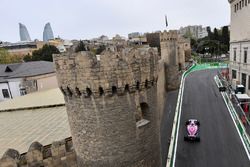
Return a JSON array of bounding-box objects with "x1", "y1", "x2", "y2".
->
[
  {"x1": 232, "y1": 70, "x2": 237, "y2": 79},
  {"x1": 178, "y1": 63, "x2": 182, "y2": 71},
  {"x1": 20, "y1": 88, "x2": 27, "y2": 96},
  {"x1": 244, "y1": 48, "x2": 248, "y2": 63},
  {"x1": 2, "y1": 89, "x2": 10, "y2": 98},
  {"x1": 234, "y1": 48, "x2": 237, "y2": 61},
  {"x1": 242, "y1": 0, "x2": 244, "y2": 7},
  {"x1": 248, "y1": 76, "x2": 250, "y2": 90},
  {"x1": 242, "y1": 73, "x2": 247, "y2": 87},
  {"x1": 140, "y1": 103, "x2": 150, "y2": 120},
  {"x1": 235, "y1": 4, "x2": 237, "y2": 12},
  {"x1": 240, "y1": 1, "x2": 242, "y2": 9}
]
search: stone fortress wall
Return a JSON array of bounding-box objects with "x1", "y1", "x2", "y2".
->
[
  {"x1": 0, "y1": 30, "x2": 191, "y2": 167},
  {"x1": 160, "y1": 30, "x2": 190, "y2": 90},
  {"x1": 0, "y1": 137, "x2": 77, "y2": 167},
  {"x1": 53, "y1": 46, "x2": 161, "y2": 167}
]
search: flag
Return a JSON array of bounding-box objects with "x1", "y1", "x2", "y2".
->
[{"x1": 165, "y1": 15, "x2": 168, "y2": 28}]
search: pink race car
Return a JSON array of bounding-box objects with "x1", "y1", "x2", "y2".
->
[{"x1": 184, "y1": 119, "x2": 200, "y2": 142}]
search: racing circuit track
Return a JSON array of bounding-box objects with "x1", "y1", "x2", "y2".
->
[{"x1": 175, "y1": 69, "x2": 249, "y2": 167}]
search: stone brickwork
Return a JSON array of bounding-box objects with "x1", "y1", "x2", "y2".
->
[
  {"x1": 53, "y1": 46, "x2": 161, "y2": 167},
  {"x1": 160, "y1": 30, "x2": 190, "y2": 90},
  {"x1": 0, "y1": 137, "x2": 77, "y2": 167},
  {"x1": 178, "y1": 37, "x2": 191, "y2": 63},
  {"x1": 146, "y1": 33, "x2": 161, "y2": 53}
]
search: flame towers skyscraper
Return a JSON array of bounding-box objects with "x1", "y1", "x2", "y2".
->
[
  {"x1": 43, "y1": 23, "x2": 54, "y2": 42},
  {"x1": 19, "y1": 23, "x2": 31, "y2": 41}
]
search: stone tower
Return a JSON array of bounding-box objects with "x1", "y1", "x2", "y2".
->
[
  {"x1": 160, "y1": 30, "x2": 187, "y2": 90},
  {"x1": 53, "y1": 46, "x2": 161, "y2": 167}
]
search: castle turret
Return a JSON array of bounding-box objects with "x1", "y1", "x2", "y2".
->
[
  {"x1": 159, "y1": 30, "x2": 189, "y2": 90},
  {"x1": 53, "y1": 46, "x2": 161, "y2": 167}
]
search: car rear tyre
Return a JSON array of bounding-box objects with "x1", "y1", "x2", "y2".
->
[{"x1": 196, "y1": 121, "x2": 200, "y2": 126}]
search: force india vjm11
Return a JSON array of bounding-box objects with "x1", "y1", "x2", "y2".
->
[{"x1": 184, "y1": 119, "x2": 200, "y2": 142}]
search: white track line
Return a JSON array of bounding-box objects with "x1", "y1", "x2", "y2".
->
[{"x1": 172, "y1": 74, "x2": 187, "y2": 166}]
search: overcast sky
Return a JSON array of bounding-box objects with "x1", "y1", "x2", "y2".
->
[{"x1": 0, "y1": 0, "x2": 230, "y2": 42}]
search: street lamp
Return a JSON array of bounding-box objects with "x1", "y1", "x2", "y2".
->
[{"x1": 205, "y1": 47, "x2": 209, "y2": 63}]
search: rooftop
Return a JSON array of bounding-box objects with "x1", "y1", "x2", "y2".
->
[
  {"x1": 0, "y1": 88, "x2": 70, "y2": 156},
  {"x1": 0, "y1": 61, "x2": 55, "y2": 80}
]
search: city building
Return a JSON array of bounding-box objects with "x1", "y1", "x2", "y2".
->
[
  {"x1": 43, "y1": 23, "x2": 54, "y2": 42},
  {"x1": 198, "y1": 27, "x2": 209, "y2": 39},
  {"x1": 178, "y1": 25, "x2": 208, "y2": 39},
  {"x1": 0, "y1": 61, "x2": 58, "y2": 101},
  {"x1": 112, "y1": 34, "x2": 127, "y2": 46},
  {"x1": 128, "y1": 32, "x2": 140, "y2": 39},
  {"x1": 0, "y1": 41, "x2": 39, "y2": 57},
  {"x1": 228, "y1": 0, "x2": 250, "y2": 94},
  {"x1": 90, "y1": 35, "x2": 113, "y2": 45},
  {"x1": 19, "y1": 23, "x2": 31, "y2": 41},
  {"x1": 47, "y1": 38, "x2": 74, "y2": 53},
  {"x1": 128, "y1": 32, "x2": 147, "y2": 45}
]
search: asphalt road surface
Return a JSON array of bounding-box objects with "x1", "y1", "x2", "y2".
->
[
  {"x1": 161, "y1": 90, "x2": 178, "y2": 166},
  {"x1": 175, "y1": 69, "x2": 249, "y2": 167}
]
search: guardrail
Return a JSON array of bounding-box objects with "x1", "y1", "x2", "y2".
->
[
  {"x1": 217, "y1": 73, "x2": 250, "y2": 125},
  {"x1": 166, "y1": 63, "x2": 196, "y2": 167},
  {"x1": 214, "y1": 75, "x2": 250, "y2": 160}
]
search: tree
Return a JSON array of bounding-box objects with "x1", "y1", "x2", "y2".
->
[
  {"x1": 190, "y1": 38, "x2": 197, "y2": 51},
  {"x1": 75, "y1": 40, "x2": 86, "y2": 52},
  {"x1": 96, "y1": 45, "x2": 106, "y2": 54},
  {"x1": 213, "y1": 28, "x2": 219, "y2": 41},
  {"x1": 0, "y1": 48, "x2": 22, "y2": 64},
  {"x1": 23, "y1": 53, "x2": 32, "y2": 62},
  {"x1": 9, "y1": 55, "x2": 22, "y2": 63},
  {"x1": 31, "y1": 44, "x2": 60, "y2": 62},
  {"x1": 221, "y1": 26, "x2": 230, "y2": 51},
  {"x1": 207, "y1": 26, "x2": 213, "y2": 40},
  {"x1": 0, "y1": 48, "x2": 10, "y2": 64}
]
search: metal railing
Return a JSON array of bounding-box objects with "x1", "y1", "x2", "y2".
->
[{"x1": 214, "y1": 75, "x2": 250, "y2": 159}]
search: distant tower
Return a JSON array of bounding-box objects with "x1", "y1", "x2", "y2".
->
[
  {"x1": 19, "y1": 23, "x2": 31, "y2": 41},
  {"x1": 54, "y1": 47, "x2": 161, "y2": 167},
  {"x1": 43, "y1": 22, "x2": 54, "y2": 42}
]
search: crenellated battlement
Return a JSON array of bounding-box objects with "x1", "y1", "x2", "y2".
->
[
  {"x1": 52, "y1": 45, "x2": 161, "y2": 167},
  {"x1": 0, "y1": 138, "x2": 77, "y2": 167},
  {"x1": 53, "y1": 46, "x2": 159, "y2": 98},
  {"x1": 160, "y1": 30, "x2": 178, "y2": 42}
]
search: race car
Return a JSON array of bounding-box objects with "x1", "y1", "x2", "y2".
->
[{"x1": 184, "y1": 119, "x2": 200, "y2": 142}]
